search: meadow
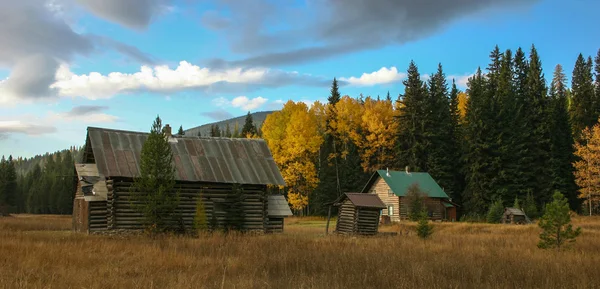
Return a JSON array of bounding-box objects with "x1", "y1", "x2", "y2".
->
[{"x1": 1, "y1": 215, "x2": 600, "y2": 289}]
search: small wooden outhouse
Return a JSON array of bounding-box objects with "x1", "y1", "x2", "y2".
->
[{"x1": 329, "y1": 193, "x2": 386, "y2": 235}]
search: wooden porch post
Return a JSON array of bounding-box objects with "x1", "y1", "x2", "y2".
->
[{"x1": 325, "y1": 205, "x2": 332, "y2": 235}]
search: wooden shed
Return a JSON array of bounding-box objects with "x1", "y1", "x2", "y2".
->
[
  {"x1": 329, "y1": 193, "x2": 386, "y2": 235},
  {"x1": 502, "y1": 207, "x2": 531, "y2": 224},
  {"x1": 266, "y1": 195, "x2": 293, "y2": 233},
  {"x1": 72, "y1": 125, "x2": 287, "y2": 234}
]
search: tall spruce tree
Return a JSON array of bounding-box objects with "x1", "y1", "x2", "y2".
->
[
  {"x1": 132, "y1": 115, "x2": 180, "y2": 234},
  {"x1": 526, "y1": 45, "x2": 552, "y2": 205},
  {"x1": 241, "y1": 112, "x2": 257, "y2": 137},
  {"x1": 463, "y1": 67, "x2": 492, "y2": 215},
  {"x1": 177, "y1": 125, "x2": 185, "y2": 136},
  {"x1": 449, "y1": 79, "x2": 465, "y2": 203},
  {"x1": 570, "y1": 54, "x2": 596, "y2": 141},
  {"x1": 396, "y1": 60, "x2": 429, "y2": 172},
  {"x1": 312, "y1": 78, "x2": 343, "y2": 215},
  {"x1": 495, "y1": 49, "x2": 522, "y2": 203},
  {"x1": 424, "y1": 63, "x2": 461, "y2": 198},
  {"x1": 549, "y1": 64, "x2": 579, "y2": 210}
]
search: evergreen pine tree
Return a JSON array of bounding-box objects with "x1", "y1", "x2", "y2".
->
[
  {"x1": 225, "y1": 123, "x2": 232, "y2": 138},
  {"x1": 424, "y1": 63, "x2": 461, "y2": 198},
  {"x1": 416, "y1": 210, "x2": 434, "y2": 240},
  {"x1": 312, "y1": 78, "x2": 343, "y2": 215},
  {"x1": 526, "y1": 45, "x2": 552, "y2": 205},
  {"x1": 595, "y1": 49, "x2": 600, "y2": 117},
  {"x1": 537, "y1": 191, "x2": 582, "y2": 250},
  {"x1": 225, "y1": 183, "x2": 245, "y2": 232},
  {"x1": 132, "y1": 115, "x2": 180, "y2": 234},
  {"x1": 463, "y1": 67, "x2": 492, "y2": 215},
  {"x1": 570, "y1": 53, "x2": 596, "y2": 141},
  {"x1": 241, "y1": 112, "x2": 257, "y2": 137},
  {"x1": 513, "y1": 196, "x2": 520, "y2": 209},
  {"x1": 396, "y1": 60, "x2": 428, "y2": 172},
  {"x1": 386, "y1": 91, "x2": 392, "y2": 102},
  {"x1": 0, "y1": 156, "x2": 6, "y2": 213},
  {"x1": 177, "y1": 125, "x2": 185, "y2": 136},
  {"x1": 523, "y1": 192, "x2": 539, "y2": 219},
  {"x1": 549, "y1": 64, "x2": 579, "y2": 210}
]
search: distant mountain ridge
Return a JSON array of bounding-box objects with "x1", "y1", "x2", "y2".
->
[{"x1": 184, "y1": 111, "x2": 276, "y2": 136}]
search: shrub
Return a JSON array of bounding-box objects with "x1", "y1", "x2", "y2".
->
[
  {"x1": 523, "y1": 192, "x2": 538, "y2": 220},
  {"x1": 193, "y1": 193, "x2": 208, "y2": 233},
  {"x1": 486, "y1": 199, "x2": 504, "y2": 223},
  {"x1": 416, "y1": 210, "x2": 434, "y2": 240}
]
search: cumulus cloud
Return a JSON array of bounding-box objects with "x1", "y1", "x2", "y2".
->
[
  {"x1": 49, "y1": 105, "x2": 118, "y2": 123},
  {"x1": 213, "y1": 96, "x2": 268, "y2": 111},
  {"x1": 0, "y1": 121, "x2": 57, "y2": 136},
  {"x1": 202, "y1": 0, "x2": 538, "y2": 67},
  {"x1": 201, "y1": 109, "x2": 234, "y2": 121},
  {"x1": 0, "y1": 0, "x2": 163, "y2": 104},
  {"x1": 51, "y1": 61, "x2": 329, "y2": 99},
  {"x1": 340, "y1": 67, "x2": 406, "y2": 86}
]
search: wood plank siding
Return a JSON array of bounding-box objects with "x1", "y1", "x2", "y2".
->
[
  {"x1": 335, "y1": 199, "x2": 357, "y2": 234},
  {"x1": 368, "y1": 177, "x2": 400, "y2": 222}
]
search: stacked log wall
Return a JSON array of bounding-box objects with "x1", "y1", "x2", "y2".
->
[
  {"x1": 335, "y1": 199, "x2": 357, "y2": 234},
  {"x1": 399, "y1": 197, "x2": 446, "y2": 221},
  {"x1": 88, "y1": 201, "x2": 107, "y2": 232},
  {"x1": 109, "y1": 179, "x2": 268, "y2": 232},
  {"x1": 266, "y1": 217, "x2": 284, "y2": 233},
  {"x1": 356, "y1": 208, "x2": 380, "y2": 235}
]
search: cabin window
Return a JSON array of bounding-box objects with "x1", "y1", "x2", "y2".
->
[
  {"x1": 387, "y1": 205, "x2": 394, "y2": 216},
  {"x1": 388, "y1": 189, "x2": 394, "y2": 196}
]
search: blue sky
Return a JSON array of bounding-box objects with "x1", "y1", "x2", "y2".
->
[{"x1": 0, "y1": 0, "x2": 599, "y2": 159}]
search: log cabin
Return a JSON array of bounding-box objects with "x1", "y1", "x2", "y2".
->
[
  {"x1": 72, "y1": 125, "x2": 290, "y2": 234},
  {"x1": 361, "y1": 169, "x2": 458, "y2": 222}
]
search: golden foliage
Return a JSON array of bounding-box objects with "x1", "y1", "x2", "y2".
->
[
  {"x1": 458, "y1": 92, "x2": 468, "y2": 120},
  {"x1": 262, "y1": 101, "x2": 323, "y2": 212},
  {"x1": 329, "y1": 96, "x2": 397, "y2": 171},
  {"x1": 573, "y1": 122, "x2": 600, "y2": 212}
]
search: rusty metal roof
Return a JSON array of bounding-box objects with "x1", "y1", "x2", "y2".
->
[
  {"x1": 336, "y1": 193, "x2": 386, "y2": 209},
  {"x1": 85, "y1": 126, "x2": 286, "y2": 186}
]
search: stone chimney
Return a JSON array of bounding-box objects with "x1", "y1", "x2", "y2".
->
[{"x1": 164, "y1": 124, "x2": 172, "y2": 137}]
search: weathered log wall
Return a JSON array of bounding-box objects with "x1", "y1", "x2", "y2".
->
[
  {"x1": 335, "y1": 199, "x2": 357, "y2": 234},
  {"x1": 356, "y1": 208, "x2": 380, "y2": 235},
  {"x1": 88, "y1": 201, "x2": 107, "y2": 232},
  {"x1": 399, "y1": 197, "x2": 446, "y2": 220},
  {"x1": 109, "y1": 178, "x2": 268, "y2": 232},
  {"x1": 266, "y1": 217, "x2": 284, "y2": 233}
]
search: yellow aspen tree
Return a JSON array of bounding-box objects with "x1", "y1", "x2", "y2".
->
[
  {"x1": 573, "y1": 123, "x2": 600, "y2": 214},
  {"x1": 458, "y1": 92, "x2": 468, "y2": 121},
  {"x1": 262, "y1": 100, "x2": 323, "y2": 212},
  {"x1": 358, "y1": 97, "x2": 398, "y2": 171},
  {"x1": 329, "y1": 96, "x2": 363, "y2": 159}
]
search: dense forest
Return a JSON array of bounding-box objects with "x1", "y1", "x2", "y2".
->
[
  {"x1": 261, "y1": 45, "x2": 600, "y2": 218},
  {"x1": 0, "y1": 147, "x2": 82, "y2": 215},
  {"x1": 1, "y1": 44, "x2": 599, "y2": 218}
]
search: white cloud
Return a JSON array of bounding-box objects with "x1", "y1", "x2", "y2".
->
[
  {"x1": 448, "y1": 73, "x2": 474, "y2": 88},
  {"x1": 49, "y1": 112, "x2": 118, "y2": 123},
  {"x1": 51, "y1": 61, "x2": 271, "y2": 99},
  {"x1": 231, "y1": 96, "x2": 268, "y2": 110},
  {"x1": 340, "y1": 67, "x2": 406, "y2": 86},
  {"x1": 0, "y1": 120, "x2": 57, "y2": 136},
  {"x1": 50, "y1": 61, "x2": 327, "y2": 100},
  {"x1": 214, "y1": 96, "x2": 268, "y2": 111}
]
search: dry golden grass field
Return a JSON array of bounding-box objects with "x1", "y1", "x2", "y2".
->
[{"x1": 1, "y1": 215, "x2": 600, "y2": 289}]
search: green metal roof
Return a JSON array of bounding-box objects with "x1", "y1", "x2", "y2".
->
[{"x1": 375, "y1": 170, "x2": 450, "y2": 199}]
